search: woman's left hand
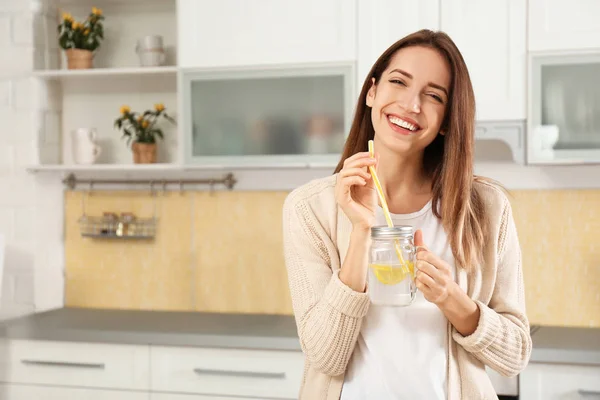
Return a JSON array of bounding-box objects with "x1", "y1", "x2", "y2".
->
[{"x1": 413, "y1": 229, "x2": 457, "y2": 306}]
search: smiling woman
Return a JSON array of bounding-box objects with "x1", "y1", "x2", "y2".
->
[{"x1": 283, "y1": 29, "x2": 531, "y2": 400}]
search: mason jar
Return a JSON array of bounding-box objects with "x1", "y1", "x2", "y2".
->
[{"x1": 368, "y1": 225, "x2": 417, "y2": 306}]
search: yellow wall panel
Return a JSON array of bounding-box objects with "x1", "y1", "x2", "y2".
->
[
  {"x1": 64, "y1": 191, "x2": 194, "y2": 311},
  {"x1": 63, "y1": 187, "x2": 600, "y2": 326},
  {"x1": 192, "y1": 191, "x2": 292, "y2": 315},
  {"x1": 510, "y1": 190, "x2": 600, "y2": 328}
]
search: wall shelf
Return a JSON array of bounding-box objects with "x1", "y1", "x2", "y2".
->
[{"x1": 33, "y1": 66, "x2": 178, "y2": 81}]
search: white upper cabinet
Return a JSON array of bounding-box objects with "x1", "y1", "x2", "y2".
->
[
  {"x1": 440, "y1": 0, "x2": 527, "y2": 121},
  {"x1": 357, "y1": 0, "x2": 439, "y2": 92},
  {"x1": 177, "y1": 0, "x2": 357, "y2": 68},
  {"x1": 357, "y1": 0, "x2": 526, "y2": 122},
  {"x1": 529, "y1": 0, "x2": 600, "y2": 52}
]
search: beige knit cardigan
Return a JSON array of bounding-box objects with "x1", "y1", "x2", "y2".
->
[{"x1": 282, "y1": 174, "x2": 532, "y2": 400}]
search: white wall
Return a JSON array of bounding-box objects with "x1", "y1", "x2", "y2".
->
[{"x1": 0, "y1": 0, "x2": 63, "y2": 320}]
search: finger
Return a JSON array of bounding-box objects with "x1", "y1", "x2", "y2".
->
[
  {"x1": 343, "y1": 152, "x2": 373, "y2": 166},
  {"x1": 344, "y1": 157, "x2": 377, "y2": 170},
  {"x1": 415, "y1": 274, "x2": 432, "y2": 292},
  {"x1": 414, "y1": 229, "x2": 427, "y2": 251},
  {"x1": 415, "y1": 260, "x2": 441, "y2": 281},
  {"x1": 416, "y1": 251, "x2": 450, "y2": 274},
  {"x1": 416, "y1": 269, "x2": 437, "y2": 289},
  {"x1": 339, "y1": 167, "x2": 371, "y2": 181},
  {"x1": 340, "y1": 176, "x2": 367, "y2": 195}
]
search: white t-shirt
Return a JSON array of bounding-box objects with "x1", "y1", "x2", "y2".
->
[{"x1": 340, "y1": 200, "x2": 456, "y2": 400}]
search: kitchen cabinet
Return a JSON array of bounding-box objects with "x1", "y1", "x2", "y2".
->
[
  {"x1": 357, "y1": 0, "x2": 526, "y2": 122},
  {"x1": 177, "y1": 0, "x2": 357, "y2": 68},
  {"x1": 519, "y1": 363, "x2": 600, "y2": 399},
  {"x1": 441, "y1": 0, "x2": 526, "y2": 121},
  {"x1": 0, "y1": 384, "x2": 148, "y2": 400},
  {"x1": 529, "y1": 0, "x2": 600, "y2": 52},
  {"x1": 150, "y1": 345, "x2": 303, "y2": 399},
  {"x1": 356, "y1": 0, "x2": 439, "y2": 91},
  {"x1": 0, "y1": 339, "x2": 150, "y2": 391},
  {"x1": 0, "y1": 338, "x2": 303, "y2": 400}
]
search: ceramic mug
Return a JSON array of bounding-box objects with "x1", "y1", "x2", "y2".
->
[{"x1": 72, "y1": 128, "x2": 101, "y2": 164}]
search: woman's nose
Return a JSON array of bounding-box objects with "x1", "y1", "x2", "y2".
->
[{"x1": 400, "y1": 91, "x2": 421, "y2": 114}]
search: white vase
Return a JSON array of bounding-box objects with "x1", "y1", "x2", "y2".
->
[
  {"x1": 72, "y1": 128, "x2": 101, "y2": 164},
  {"x1": 136, "y1": 35, "x2": 166, "y2": 67}
]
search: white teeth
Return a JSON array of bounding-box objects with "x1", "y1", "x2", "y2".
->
[{"x1": 389, "y1": 116, "x2": 418, "y2": 131}]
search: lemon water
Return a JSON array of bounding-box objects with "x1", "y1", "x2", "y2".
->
[{"x1": 368, "y1": 263, "x2": 416, "y2": 306}]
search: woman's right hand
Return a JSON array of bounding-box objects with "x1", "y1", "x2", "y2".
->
[{"x1": 335, "y1": 152, "x2": 378, "y2": 231}]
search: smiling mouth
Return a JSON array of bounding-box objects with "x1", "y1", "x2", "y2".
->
[{"x1": 386, "y1": 114, "x2": 421, "y2": 135}]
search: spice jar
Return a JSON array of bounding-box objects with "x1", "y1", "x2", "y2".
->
[
  {"x1": 116, "y1": 212, "x2": 136, "y2": 237},
  {"x1": 368, "y1": 225, "x2": 417, "y2": 306}
]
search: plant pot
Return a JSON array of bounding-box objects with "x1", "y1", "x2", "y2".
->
[
  {"x1": 132, "y1": 142, "x2": 157, "y2": 164},
  {"x1": 66, "y1": 49, "x2": 93, "y2": 70}
]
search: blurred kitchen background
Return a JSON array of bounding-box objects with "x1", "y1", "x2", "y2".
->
[{"x1": 0, "y1": 0, "x2": 598, "y2": 399}]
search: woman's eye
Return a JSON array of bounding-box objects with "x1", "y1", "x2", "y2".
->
[
  {"x1": 389, "y1": 79, "x2": 406, "y2": 86},
  {"x1": 429, "y1": 94, "x2": 443, "y2": 103}
]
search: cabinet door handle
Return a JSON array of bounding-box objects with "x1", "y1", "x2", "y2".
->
[
  {"x1": 21, "y1": 359, "x2": 105, "y2": 369},
  {"x1": 193, "y1": 368, "x2": 286, "y2": 380},
  {"x1": 578, "y1": 390, "x2": 600, "y2": 396}
]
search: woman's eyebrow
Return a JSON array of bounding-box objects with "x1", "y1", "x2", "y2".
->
[{"x1": 389, "y1": 68, "x2": 448, "y2": 96}]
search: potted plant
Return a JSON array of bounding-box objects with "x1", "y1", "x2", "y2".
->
[
  {"x1": 114, "y1": 103, "x2": 176, "y2": 164},
  {"x1": 58, "y1": 7, "x2": 105, "y2": 69}
]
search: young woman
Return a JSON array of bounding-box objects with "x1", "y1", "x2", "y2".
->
[{"x1": 282, "y1": 29, "x2": 531, "y2": 399}]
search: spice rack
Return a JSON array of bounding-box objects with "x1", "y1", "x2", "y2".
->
[{"x1": 78, "y1": 213, "x2": 157, "y2": 239}]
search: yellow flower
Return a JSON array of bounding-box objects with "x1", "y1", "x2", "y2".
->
[
  {"x1": 62, "y1": 13, "x2": 73, "y2": 22},
  {"x1": 120, "y1": 105, "x2": 130, "y2": 115},
  {"x1": 142, "y1": 120, "x2": 149, "y2": 128},
  {"x1": 137, "y1": 115, "x2": 144, "y2": 123},
  {"x1": 154, "y1": 103, "x2": 165, "y2": 112},
  {"x1": 83, "y1": 29, "x2": 90, "y2": 36},
  {"x1": 72, "y1": 22, "x2": 81, "y2": 30},
  {"x1": 92, "y1": 7, "x2": 102, "y2": 16}
]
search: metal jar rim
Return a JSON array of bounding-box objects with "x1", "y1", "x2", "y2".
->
[{"x1": 371, "y1": 225, "x2": 413, "y2": 238}]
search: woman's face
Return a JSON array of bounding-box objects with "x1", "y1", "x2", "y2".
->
[{"x1": 366, "y1": 46, "x2": 451, "y2": 156}]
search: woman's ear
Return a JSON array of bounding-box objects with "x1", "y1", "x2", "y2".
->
[{"x1": 366, "y1": 78, "x2": 376, "y2": 107}]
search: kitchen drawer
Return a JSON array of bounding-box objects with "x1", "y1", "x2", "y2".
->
[
  {"x1": 0, "y1": 383, "x2": 148, "y2": 400},
  {"x1": 520, "y1": 362, "x2": 600, "y2": 400},
  {"x1": 0, "y1": 339, "x2": 150, "y2": 391},
  {"x1": 150, "y1": 346, "x2": 304, "y2": 399},
  {"x1": 151, "y1": 394, "x2": 261, "y2": 400}
]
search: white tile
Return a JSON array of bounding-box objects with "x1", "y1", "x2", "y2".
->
[
  {"x1": 0, "y1": 208, "x2": 15, "y2": 241},
  {"x1": 0, "y1": 46, "x2": 34, "y2": 77},
  {"x1": 11, "y1": 13, "x2": 33, "y2": 45},
  {"x1": 0, "y1": 175, "x2": 36, "y2": 207},
  {"x1": 11, "y1": 77, "x2": 37, "y2": 110},
  {"x1": 13, "y1": 206, "x2": 35, "y2": 242},
  {"x1": 13, "y1": 140, "x2": 37, "y2": 167},
  {"x1": 1, "y1": 273, "x2": 15, "y2": 302},
  {"x1": 0, "y1": 80, "x2": 10, "y2": 106},
  {"x1": 0, "y1": 109, "x2": 36, "y2": 144},
  {"x1": 0, "y1": 16, "x2": 10, "y2": 48},
  {"x1": 13, "y1": 272, "x2": 34, "y2": 304},
  {"x1": 0, "y1": 144, "x2": 15, "y2": 175}
]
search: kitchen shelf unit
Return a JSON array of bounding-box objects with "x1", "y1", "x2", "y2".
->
[{"x1": 33, "y1": 0, "x2": 180, "y2": 169}]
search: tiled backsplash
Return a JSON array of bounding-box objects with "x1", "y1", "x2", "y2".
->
[{"x1": 64, "y1": 188, "x2": 600, "y2": 327}]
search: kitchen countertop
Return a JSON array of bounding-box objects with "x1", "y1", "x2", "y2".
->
[
  {"x1": 529, "y1": 325, "x2": 600, "y2": 366},
  {"x1": 0, "y1": 307, "x2": 302, "y2": 351},
  {"x1": 1, "y1": 308, "x2": 599, "y2": 366}
]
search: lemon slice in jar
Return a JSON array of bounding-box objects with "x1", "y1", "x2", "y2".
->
[{"x1": 370, "y1": 262, "x2": 414, "y2": 285}]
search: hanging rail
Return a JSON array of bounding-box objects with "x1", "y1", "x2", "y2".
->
[{"x1": 62, "y1": 172, "x2": 237, "y2": 191}]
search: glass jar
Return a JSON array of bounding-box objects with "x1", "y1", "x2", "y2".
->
[{"x1": 368, "y1": 225, "x2": 417, "y2": 306}]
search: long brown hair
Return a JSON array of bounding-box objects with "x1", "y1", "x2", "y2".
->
[{"x1": 335, "y1": 29, "x2": 491, "y2": 270}]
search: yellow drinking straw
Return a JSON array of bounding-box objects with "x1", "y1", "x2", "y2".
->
[{"x1": 368, "y1": 140, "x2": 410, "y2": 275}]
